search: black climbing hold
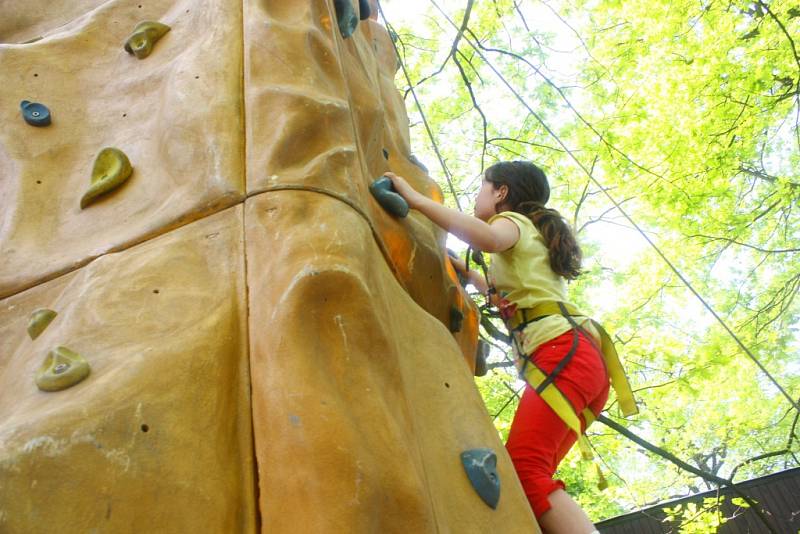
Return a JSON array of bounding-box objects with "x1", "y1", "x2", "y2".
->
[
  {"x1": 334, "y1": 0, "x2": 359, "y2": 39},
  {"x1": 461, "y1": 448, "x2": 500, "y2": 509},
  {"x1": 471, "y1": 249, "x2": 488, "y2": 268},
  {"x1": 358, "y1": 0, "x2": 371, "y2": 20},
  {"x1": 408, "y1": 154, "x2": 429, "y2": 174},
  {"x1": 382, "y1": 148, "x2": 389, "y2": 160},
  {"x1": 474, "y1": 340, "x2": 489, "y2": 377},
  {"x1": 370, "y1": 176, "x2": 409, "y2": 217},
  {"x1": 20, "y1": 101, "x2": 51, "y2": 126},
  {"x1": 449, "y1": 306, "x2": 464, "y2": 333}
]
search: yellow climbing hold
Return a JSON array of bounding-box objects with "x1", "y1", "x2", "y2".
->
[
  {"x1": 35, "y1": 346, "x2": 91, "y2": 392},
  {"x1": 80, "y1": 147, "x2": 133, "y2": 209},
  {"x1": 124, "y1": 21, "x2": 171, "y2": 59},
  {"x1": 27, "y1": 309, "x2": 57, "y2": 340}
]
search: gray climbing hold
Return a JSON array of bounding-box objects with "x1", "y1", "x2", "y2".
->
[
  {"x1": 27, "y1": 309, "x2": 57, "y2": 340},
  {"x1": 370, "y1": 176, "x2": 409, "y2": 217},
  {"x1": 408, "y1": 154, "x2": 429, "y2": 173},
  {"x1": 124, "y1": 21, "x2": 170, "y2": 59},
  {"x1": 80, "y1": 147, "x2": 133, "y2": 209},
  {"x1": 334, "y1": 0, "x2": 359, "y2": 38},
  {"x1": 461, "y1": 448, "x2": 500, "y2": 509},
  {"x1": 35, "y1": 346, "x2": 91, "y2": 392},
  {"x1": 20, "y1": 100, "x2": 51, "y2": 126},
  {"x1": 475, "y1": 340, "x2": 489, "y2": 377}
]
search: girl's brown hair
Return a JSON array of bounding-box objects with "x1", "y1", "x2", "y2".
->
[{"x1": 485, "y1": 160, "x2": 582, "y2": 279}]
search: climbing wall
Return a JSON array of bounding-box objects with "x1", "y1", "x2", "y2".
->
[{"x1": 0, "y1": 0, "x2": 539, "y2": 532}]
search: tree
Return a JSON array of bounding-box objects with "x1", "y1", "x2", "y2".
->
[{"x1": 381, "y1": 0, "x2": 799, "y2": 526}]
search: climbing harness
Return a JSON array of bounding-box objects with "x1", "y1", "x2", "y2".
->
[{"x1": 465, "y1": 249, "x2": 637, "y2": 488}]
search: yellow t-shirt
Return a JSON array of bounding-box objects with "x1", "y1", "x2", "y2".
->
[{"x1": 487, "y1": 211, "x2": 598, "y2": 355}]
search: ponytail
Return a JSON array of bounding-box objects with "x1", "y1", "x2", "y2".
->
[
  {"x1": 518, "y1": 202, "x2": 582, "y2": 280},
  {"x1": 485, "y1": 161, "x2": 582, "y2": 280}
]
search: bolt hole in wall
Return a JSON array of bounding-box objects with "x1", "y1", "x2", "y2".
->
[
  {"x1": 444, "y1": 382, "x2": 450, "y2": 388},
  {"x1": 140, "y1": 424, "x2": 149, "y2": 432},
  {"x1": 36, "y1": 180, "x2": 41, "y2": 184},
  {"x1": 33, "y1": 73, "x2": 38, "y2": 77},
  {"x1": 152, "y1": 289, "x2": 159, "y2": 294}
]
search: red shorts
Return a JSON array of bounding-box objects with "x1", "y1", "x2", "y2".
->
[{"x1": 505, "y1": 330, "x2": 610, "y2": 519}]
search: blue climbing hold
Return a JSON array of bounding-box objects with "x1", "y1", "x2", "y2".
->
[
  {"x1": 334, "y1": 0, "x2": 359, "y2": 39},
  {"x1": 461, "y1": 448, "x2": 500, "y2": 509},
  {"x1": 359, "y1": 0, "x2": 371, "y2": 20},
  {"x1": 370, "y1": 176, "x2": 409, "y2": 218},
  {"x1": 20, "y1": 100, "x2": 51, "y2": 126}
]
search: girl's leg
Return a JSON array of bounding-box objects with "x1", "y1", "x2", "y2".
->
[
  {"x1": 538, "y1": 390, "x2": 608, "y2": 534},
  {"x1": 505, "y1": 383, "x2": 573, "y2": 520},
  {"x1": 506, "y1": 331, "x2": 609, "y2": 533},
  {"x1": 537, "y1": 489, "x2": 596, "y2": 534}
]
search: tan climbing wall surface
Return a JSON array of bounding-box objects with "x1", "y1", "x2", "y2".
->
[
  {"x1": 0, "y1": 206, "x2": 256, "y2": 532},
  {"x1": 1, "y1": 0, "x2": 540, "y2": 532}
]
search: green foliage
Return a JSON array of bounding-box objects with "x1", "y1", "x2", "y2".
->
[
  {"x1": 383, "y1": 0, "x2": 800, "y2": 523},
  {"x1": 663, "y1": 496, "x2": 751, "y2": 533}
]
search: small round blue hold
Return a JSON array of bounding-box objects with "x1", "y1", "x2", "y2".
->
[{"x1": 20, "y1": 100, "x2": 51, "y2": 127}]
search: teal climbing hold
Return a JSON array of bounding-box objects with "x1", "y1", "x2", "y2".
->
[
  {"x1": 334, "y1": 0, "x2": 359, "y2": 39},
  {"x1": 20, "y1": 100, "x2": 51, "y2": 126},
  {"x1": 461, "y1": 448, "x2": 500, "y2": 509},
  {"x1": 124, "y1": 21, "x2": 170, "y2": 59},
  {"x1": 370, "y1": 176, "x2": 409, "y2": 218},
  {"x1": 358, "y1": 0, "x2": 371, "y2": 20}
]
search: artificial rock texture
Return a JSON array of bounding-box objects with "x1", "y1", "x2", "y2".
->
[{"x1": 1, "y1": 0, "x2": 539, "y2": 532}]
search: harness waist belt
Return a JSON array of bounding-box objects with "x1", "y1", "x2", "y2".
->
[{"x1": 511, "y1": 301, "x2": 638, "y2": 418}]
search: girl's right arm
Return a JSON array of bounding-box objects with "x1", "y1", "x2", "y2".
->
[{"x1": 385, "y1": 172, "x2": 519, "y2": 253}]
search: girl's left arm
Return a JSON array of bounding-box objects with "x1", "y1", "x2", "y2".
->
[{"x1": 385, "y1": 173, "x2": 518, "y2": 253}]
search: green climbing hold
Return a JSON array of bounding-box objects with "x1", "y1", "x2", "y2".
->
[
  {"x1": 35, "y1": 346, "x2": 91, "y2": 392},
  {"x1": 27, "y1": 309, "x2": 57, "y2": 340},
  {"x1": 461, "y1": 448, "x2": 500, "y2": 509},
  {"x1": 333, "y1": 0, "x2": 359, "y2": 39},
  {"x1": 370, "y1": 176, "x2": 409, "y2": 217},
  {"x1": 124, "y1": 21, "x2": 170, "y2": 59},
  {"x1": 80, "y1": 147, "x2": 133, "y2": 209}
]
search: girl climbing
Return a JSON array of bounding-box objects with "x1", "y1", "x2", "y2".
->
[{"x1": 385, "y1": 160, "x2": 615, "y2": 534}]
